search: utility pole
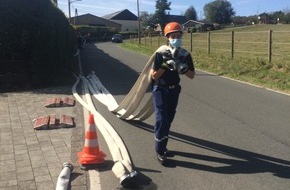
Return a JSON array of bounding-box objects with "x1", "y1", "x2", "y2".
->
[
  {"x1": 74, "y1": 8, "x2": 78, "y2": 25},
  {"x1": 68, "y1": 0, "x2": 81, "y2": 23},
  {"x1": 68, "y1": 0, "x2": 71, "y2": 23},
  {"x1": 137, "y1": 0, "x2": 141, "y2": 44}
]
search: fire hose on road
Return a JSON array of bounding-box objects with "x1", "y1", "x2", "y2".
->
[
  {"x1": 85, "y1": 45, "x2": 171, "y2": 121},
  {"x1": 73, "y1": 76, "x2": 137, "y2": 186},
  {"x1": 55, "y1": 162, "x2": 73, "y2": 190},
  {"x1": 86, "y1": 72, "x2": 154, "y2": 121},
  {"x1": 72, "y1": 45, "x2": 171, "y2": 186}
]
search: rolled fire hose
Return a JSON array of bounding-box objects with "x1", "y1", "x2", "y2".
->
[
  {"x1": 55, "y1": 162, "x2": 73, "y2": 190},
  {"x1": 72, "y1": 76, "x2": 137, "y2": 185}
]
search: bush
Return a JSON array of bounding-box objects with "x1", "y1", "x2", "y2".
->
[
  {"x1": 187, "y1": 27, "x2": 197, "y2": 33},
  {"x1": 0, "y1": 0, "x2": 77, "y2": 88},
  {"x1": 74, "y1": 25, "x2": 119, "y2": 42}
]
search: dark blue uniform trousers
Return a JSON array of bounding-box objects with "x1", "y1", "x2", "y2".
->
[{"x1": 152, "y1": 85, "x2": 181, "y2": 155}]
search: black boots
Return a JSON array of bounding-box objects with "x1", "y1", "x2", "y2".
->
[
  {"x1": 157, "y1": 149, "x2": 174, "y2": 165},
  {"x1": 157, "y1": 153, "x2": 167, "y2": 165},
  {"x1": 164, "y1": 149, "x2": 174, "y2": 157}
]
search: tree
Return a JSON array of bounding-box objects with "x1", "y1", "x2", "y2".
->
[
  {"x1": 204, "y1": 0, "x2": 235, "y2": 24},
  {"x1": 232, "y1": 16, "x2": 249, "y2": 26},
  {"x1": 140, "y1": 11, "x2": 155, "y2": 29},
  {"x1": 285, "y1": 12, "x2": 290, "y2": 24},
  {"x1": 270, "y1": 11, "x2": 285, "y2": 23},
  {"x1": 152, "y1": 0, "x2": 171, "y2": 31},
  {"x1": 259, "y1": 12, "x2": 270, "y2": 24},
  {"x1": 184, "y1": 5, "x2": 197, "y2": 21}
]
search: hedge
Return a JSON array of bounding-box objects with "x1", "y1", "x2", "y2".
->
[{"x1": 0, "y1": 0, "x2": 77, "y2": 88}]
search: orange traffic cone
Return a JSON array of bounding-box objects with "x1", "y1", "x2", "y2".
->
[{"x1": 78, "y1": 114, "x2": 106, "y2": 168}]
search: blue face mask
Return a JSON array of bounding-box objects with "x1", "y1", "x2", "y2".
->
[{"x1": 169, "y1": 38, "x2": 182, "y2": 48}]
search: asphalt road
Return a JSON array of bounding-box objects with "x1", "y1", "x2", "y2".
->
[{"x1": 80, "y1": 42, "x2": 290, "y2": 190}]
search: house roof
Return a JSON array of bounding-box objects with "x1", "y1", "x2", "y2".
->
[
  {"x1": 102, "y1": 9, "x2": 138, "y2": 21},
  {"x1": 183, "y1": 20, "x2": 205, "y2": 26},
  {"x1": 71, "y1": 13, "x2": 121, "y2": 26}
]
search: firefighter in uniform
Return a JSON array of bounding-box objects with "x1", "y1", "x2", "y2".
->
[{"x1": 150, "y1": 22, "x2": 195, "y2": 165}]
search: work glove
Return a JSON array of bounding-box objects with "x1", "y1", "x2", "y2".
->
[
  {"x1": 176, "y1": 53, "x2": 189, "y2": 75},
  {"x1": 161, "y1": 60, "x2": 177, "y2": 71},
  {"x1": 176, "y1": 61, "x2": 189, "y2": 74},
  {"x1": 161, "y1": 50, "x2": 176, "y2": 71},
  {"x1": 160, "y1": 48, "x2": 188, "y2": 74},
  {"x1": 162, "y1": 50, "x2": 172, "y2": 60}
]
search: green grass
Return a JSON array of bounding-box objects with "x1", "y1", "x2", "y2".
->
[{"x1": 121, "y1": 24, "x2": 290, "y2": 94}]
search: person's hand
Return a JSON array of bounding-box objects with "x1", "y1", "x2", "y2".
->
[
  {"x1": 161, "y1": 60, "x2": 177, "y2": 71},
  {"x1": 162, "y1": 50, "x2": 172, "y2": 60},
  {"x1": 177, "y1": 62, "x2": 188, "y2": 74}
]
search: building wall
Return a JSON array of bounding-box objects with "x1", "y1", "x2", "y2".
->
[
  {"x1": 73, "y1": 15, "x2": 122, "y2": 31},
  {"x1": 104, "y1": 21, "x2": 122, "y2": 31},
  {"x1": 111, "y1": 20, "x2": 138, "y2": 32}
]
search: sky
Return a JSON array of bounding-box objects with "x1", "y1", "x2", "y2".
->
[{"x1": 58, "y1": 0, "x2": 290, "y2": 19}]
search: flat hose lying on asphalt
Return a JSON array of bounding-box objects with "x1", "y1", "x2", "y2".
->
[
  {"x1": 85, "y1": 45, "x2": 170, "y2": 121},
  {"x1": 86, "y1": 73, "x2": 154, "y2": 121},
  {"x1": 55, "y1": 163, "x2": 73, "y2": 190},
  {"x1": 72, "y1": 76, "x2": 137, "y2": 186},
  {"x1": 72, "y1": 45, "x2": 169, "y2": 185}
]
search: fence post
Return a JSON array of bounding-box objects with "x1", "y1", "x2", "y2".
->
[
  {"x1": 268, "y1": 30, "x2": 272, "y2": 62},
  {"x1": 207, "y1": 32, "x2": 211, "y2": 54},
  {"x1": 144, "y1": 34, "x2": 146, "y2": 45},
  {"x1": 190, "y1": 30, "x2": 193, "y2": 52},
  {"x1": 231, "y1": 31, "x2": 235, "y2": 61}
]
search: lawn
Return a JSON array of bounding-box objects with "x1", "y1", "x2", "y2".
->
[{"x1": 121, "y1": 24, "x2": 290, "y2": 94}]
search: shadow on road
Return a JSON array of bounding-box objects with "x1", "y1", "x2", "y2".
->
[
  {"x1": 80, "y1": 43, "x2": 140, "y2": 96},
  {"x1": 80, "y1": 42, "x2": 290, "y2": 181},
  {"x1": 96, "y1": 160, "x2": 158, "y2": 190},
  {"x1": 129, "y1": 121, "x2": 290, "y2": 179}
]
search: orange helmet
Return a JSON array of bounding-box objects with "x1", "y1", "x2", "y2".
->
[{"x1": 164, "y1": 22, "x2": 182, "y2": 37}]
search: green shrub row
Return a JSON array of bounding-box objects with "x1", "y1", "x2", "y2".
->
[
  {"x1": 0, "y1": 0, "x2": 77, "y2": 88},
  {"x1": 74, "y1": 25, "x2": 137, "y2": 42},
  {"x1": 74, "y1": 25, "x2": 119, "y2": 42}
]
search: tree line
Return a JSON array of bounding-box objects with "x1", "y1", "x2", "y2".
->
[{"x1": 141, "y1": 0, "x2": 290, "y2": 31}]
